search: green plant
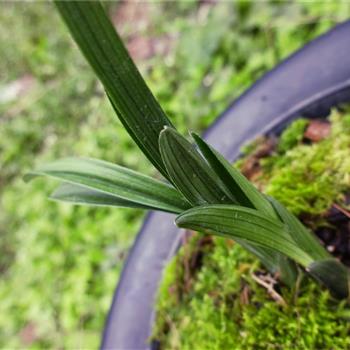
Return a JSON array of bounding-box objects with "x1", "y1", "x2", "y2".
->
[{"x1": 27, "y1": 2, "x2": 350, "y2": 300}]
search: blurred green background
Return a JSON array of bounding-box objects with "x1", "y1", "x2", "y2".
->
[{"x1": 1, "y1": 1, "x2": 349, "y2": 348}]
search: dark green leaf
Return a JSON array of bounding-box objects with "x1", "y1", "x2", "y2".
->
[
  {"x1": 268, "y1": 196, "x2": 329, "y2": 260},
  {"x1": 191, "y1": 133, "x2": 298, "y2": 282},
  {"x1": 176, "y1": 205, "x2": 313, "y2": 267},
  {"x1": 159, "y1": 127, "x2": 231, "y2": 206},
  {"x1": 308, "y1": 259, "x2": 350, "y2": 300},
  {"x1": 278, "y1": 255, "x2": 298, "y2": 287},
  {"x1": 236, "y1": 239, "x2": 279, "y2": 272},
  {"x1": 51, "y1": 183, "x2": 155, "y2": 210},
  {"x1": 191, "y1": 133, "x2": 276, "y2": 218},
  {"x1": 55, "y1": 1, "x2": 173, "y2": 179},
  {"x1": 25, "y1": 157, "x2": 190, "y2": 214}
]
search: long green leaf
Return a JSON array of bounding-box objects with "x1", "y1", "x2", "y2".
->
[
  {"x1": 267, "y1": 196, "x2": 329, "y2": 260},
  {"x1": 176, "y1": 205, "x2": 313, "y2": 267},
  {"x1": 191, "y1": 133, "x2": 298, "y2": 282},
  {"x1": 235, "y1": 239, "x2": 278, "y2": 271},
  {"x1": 25, "y1": 157, "x2": 190, "y2": 214},
  {"x1": 159, "y1": 127, "x2": 231, "y2": 206},
  {"x1": 308, "y1": 259, "x2": 350, "y2": 299},
  {"x1": 51, "y1": 182, "x2": 155, "y2": 210},
  {"x1": 277, "y1": 255, "x2": 299, "y2": 287},
  {"x1": 191, "y1": 133, "x2": 276, "y2": 218},
  {"x1": 55, "y1": 1, "x2": 173, "y2": 179}
]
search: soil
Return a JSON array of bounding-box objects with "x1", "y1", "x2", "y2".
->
[{"x1": 318, "y1": 198, "x2": 350, "y2": 266}]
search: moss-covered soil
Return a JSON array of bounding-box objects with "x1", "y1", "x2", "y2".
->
[{"x1": 153, "y1": 109, "x2": 350, "y2": 350}]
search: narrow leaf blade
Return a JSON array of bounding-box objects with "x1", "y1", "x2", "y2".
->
[
  {"x1": 308, "y1": 259, "x2": 350, "y2": 299},
  {"x1": 55, "y1": 1, "x2": 173, "y2": 179},
  {"x1": 176, "y1": 205, "x2": 313, "y2": 267},
  {"x1": 159, "y1": 127, "x2": 230, "y2": 206},
  {"x1": 192, "y1": 133, "x2": 298, "y2": 282},
  {"x1": 192, "y1": 133, "x2": 276, "y2": 218},
  {"x1": 268, "y1": 196, "x2": 329, "y2": 260},
  {"x1": 25, "y1": 157, "x2": 190, "y2": 214},
  {"x1": 51, "y1": 182, "x2": 154, "y2": 210},
  {"x1": 235, "y1": 239, "x2": 279, "y2": 272},
  {"x1": 278, "y1": 255, "x2": 299, "y2": 287}
]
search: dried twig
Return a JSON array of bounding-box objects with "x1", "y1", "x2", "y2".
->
[
  {"x1": 333, "y1": 203, "x2": 350, "y2": 219},
  {"x1": 251, "y1": 272, "x2": 287, "y2": 307}
]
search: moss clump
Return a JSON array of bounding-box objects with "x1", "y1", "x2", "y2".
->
[
  {"x1": 153, "y1": 237, "x2": 251, "y2": 350},
  {"x1": 277, "y1": 118, "x2": 309, "y2": 153},
  {"x1": 153, "y1": 110, "x2": 350, "y2": 349},
  {"x1": 155, "y1": 237, "x2": 350, "y2": 350},
  {"x1": 241, "y1": 282, "x2": 349, "y2": 350},
  {"x1": 262, "y1": 110, "x2": 350, "y2": 216}
]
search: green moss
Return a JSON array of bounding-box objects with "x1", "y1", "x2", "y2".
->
[
  {"x1": 277, "y1": 118, "x2": 308, "y2": 153},
  {"x1": 154, "y1": 237, "x2": 251, "y2": 350},
  {"x1": 155, "y1": 237, "x2": 350, "y2": 350},
  {"x1": 154, "y1": 111, "x2": 350, "y2": 349},
  {"x1": 263, "y1": 110, "x2": 350, "y2": 216},
  {"x1": 241, "y1": 284, "x2": 350, "y2": 350}
]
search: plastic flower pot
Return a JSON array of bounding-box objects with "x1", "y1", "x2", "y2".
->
[{"x1": 101, "y1": 20, "x2": 350, "y2": 350}]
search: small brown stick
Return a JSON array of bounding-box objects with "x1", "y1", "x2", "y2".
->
[
  {"x1": 240, "y1": 284, "x2": 250, "y2": 305},
  {"x1": 251, "y1": 273, "x2": 287, "y2": 307},
  {"x1": 333, "y1": 203, "x2": 350, "y2": 219},
  {"x1": 292, "y1": 270, "x2": 304, "y2": 305}
]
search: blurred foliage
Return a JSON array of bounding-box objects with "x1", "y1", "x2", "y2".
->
[{"x1": 0, "y1": 0, "x2": 349, "y2": 348}]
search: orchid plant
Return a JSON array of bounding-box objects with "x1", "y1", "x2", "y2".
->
[{"x1": 27, "y1": 2, "x2": 350, "y2": 300}]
